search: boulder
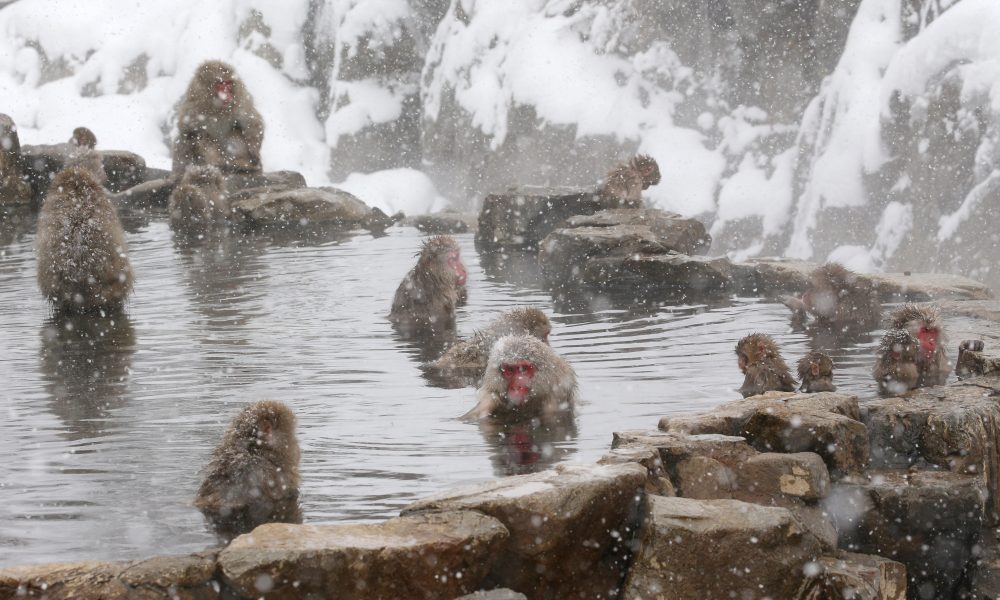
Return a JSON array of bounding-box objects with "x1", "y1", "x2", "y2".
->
[
  {"x1": 230, "y1": 186, "x2": 376, "y2": 229},
  {"x1": 0, "y1": 552, "x2": 219, "y2": 600},
  {"x1": 562, "y1": 209, "x2": 712, "y2": 255},
  {"x1": 224, "y1": 171, "x2": 307, "y2": 194},
  {"x1": 796, "y1": 552, "x2": 906, "y2": 600},
  {"x1": 403, "y1": 209, "x2": 478, "y2": 234},
  {"x1": 621, "y1": 496, "x2": 825, "y2": 600},
  {"x1": 598, "y1": 444, "x2": 675, "y2": 497},
  {"x1": 403, "y1": 463, "x2": 646, "y2": 599},
  {"x1": 955, "y1": 345, "x2": 1000, "y2": 379},
  {"x1": 0, "y1": 114, "x2": 32, "y2": 206},
  {"x1": 113, "y1": 178, "x2": 175, "y2": 209},
  {"x1": 963, "y1": 529, "x2": 1000, "y2": 600},
  {"x1": 100, "y1": 150, "x2": 146, "y2": 192},
  {"x1": 20, "y1": 144, "x2": 147, "y2": 198},
  {"x1": 578, "y1": 253, "x2": 733, "y2": 296},
  {"x1": 218, "y1": 510, "x2": 508, "y2": 600},
  {"x1": 475, "y1": 186, "x2": 604, "y2": 250}
]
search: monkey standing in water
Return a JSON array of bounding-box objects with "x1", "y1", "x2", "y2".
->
[
  {"x1": 36, "y1": 167, "x2": 133, "y2": 314},
  {"x1": 433, "y1": 307, "x2": 551, "y2": 378},
  {"x1": 173, "y1": 60, "x2": 264, "y2": 176},
  {"x1": 598, "y1": 154, "x2": 661, "y2": 208},
  {"x1": 890, "y1": 304, "x2": 950, "y2": 387},
  {"x1": 168, "y1": 164, "x2": 228, "y2": 231},
  {"x1": 797, "y1": 351, "x2": 836, "y2": 393},
  {"x1": 735, "y1": 333, "x2": 797, "y2": 398},
  {"x1": 464, "y1": 335, "x2": 577, "y2": 421},
  {"x1": 390, "y1": 235, "x2": 468, "y2": 337},
  {"x1": 195, "y1": 400, "x2": 301, "y2": 540},
  {"x1": 872, "y1": 329, "x2": 920, "y2": 396},
  {"x1": 781, "y1": 263, "x2": 882, "y2": 333}
]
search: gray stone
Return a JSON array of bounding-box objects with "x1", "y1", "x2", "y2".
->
[
  {"x1": 964, "y1": 529, "x2": 1000, "y2": 600},
  {"x1": 579, "y1": 252, "x2": 733, "y2": 295},
  {"x1": 231, "y1": 186, "x2": 373, "y2": 229},
  {"x1": 224, "y1": 171, "x2": 307, "y2": 194},
  {"x1": 476, "y1": 186, "x2": 604, "y2": 250},
  {"x1": 404, "y1": 209, "x2": 478, "y2": 234},
  {"x1": 113, "y1": 177, "x2": 175, "y2": 209},
  {"x1": 562, "y1": 209, "x2": 712, "y2": 255},
  {"x1": 598, "y1": 444, "x2": 675, "y2": 497},
  {"x1": 100, "y1": 150, "x2": 146, "y2": 192},
  {"x1": 404, "y1": 463, "x2": 646, "y2": 599},
  {"x1": 796, "y1": 552, "x2": 906, "y2": 600},
  {"x1": 621, "y1": 496, "x2": 824, "y2": 600},
  {"x1": 218, "y1": 510, "x2": 508, "y2": 600}
]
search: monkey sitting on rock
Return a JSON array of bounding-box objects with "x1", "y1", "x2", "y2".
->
[{"x1": 597, "y1": 154, "x2": 661, "y2": 209}]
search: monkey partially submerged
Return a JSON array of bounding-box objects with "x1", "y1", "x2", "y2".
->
[
  {"x1": 890, "y1": 303, "x2": 950, "y2": 387},
  {"x1": 735, "y1": 333, "x2": 797, "y2": 398},
  {"x1": 195, "y1": 400, "x2": 301, "y2": 540},
  {"x1": 432, "y1": 307, "x2": 551, "y2": 383},
  {"x1": 797, "y1": 351, "x2": 836, "y2": 393},
  {"x1": 598, "y1": 154, "x2": 661, "y2": 208},
  {"x1": 173, "y1": 60, "x2": 264, "y2": 176},
  {"x1": 781, "y1": 263, "x2": 882, "y2": 333},
  {"x1": 464, "y1": 335, "x2": 577, "y2": 421},
  {"x1": 390, "y1": 235, "x2": 468, "y2": 337},
  {"x1": 168, "y1": 164, "x2": 228, "y2": 231},
  {"x1": 872, "y1": 329, "x2": 920, "y2": 396},
  {"x1": 69, "y1": 126, "x2": 97, "y2": 149},
  {"x1": 36, "y1": 167, "x2": 133, "y2": 314}
]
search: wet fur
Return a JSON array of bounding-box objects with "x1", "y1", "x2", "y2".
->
[
  {"x1": 70, "y1": 127, "x2": 97, "y2": 149},
  {"x1": 389, "y1": 235, "x2": 463, "y2": 336},
  {"x1": 873, "y1": 328, "x2": 920, "y2": 396},
  {"x1": 169, "y1": 165, "x2": 228, "y2": 230},
  {"x1": 797, "y1": 351, "x2": 836, "y2": 393},
  {"x1": 0, "y1": 114, "x2": 31, "y2": 204},
  {"x1": 781, "y1": 263, "x2": 881, "y2": 332},
  {"x1": 598, "y1": 154, "x2": 661, "y2": 208},
  {"x1": 433, "y1": 307, "x2": 551, "y2": 377},
  {"x1": 890, "y1": 303, "x2": 950, "y2": 387},
  {"x1": 736, "y1": 333, "x2": 797, "y2": 398}
]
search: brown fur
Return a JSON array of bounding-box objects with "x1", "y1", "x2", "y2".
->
[
  {"x1": 36, "y1": 167, "x2": 133, "y2": 314},
  {"x1": 434, "y1": 307, "x2": 551, "y2": 376},
  {"x1": 389, "y1": 235, "x2": 464, "y2": 336},
  {"x1": 69, "y1": 127, "x2": 97, "y2": 149},
  {"x1": 464, "y1": 335, "x2": 577, "y2": 421},
  {"x1": 194, "y1": 400, "x2": 301, "y2": 540},
  {"x1": 172, "y1": 60, "x2": 264, "y2": 176},
  {"x1": 797, "y1": 351, "x2": 836, "y2": 393},
  {"x1": 0, "y1": 114, "x2": 32, "y2": 204},
  {"x1": 598, "y1": 154, "x2": 661, "y2": 208},
  {"x1": 781, "y1": 263, "x2": 881, "y2": 332},
  {"x1": 735, "y1": 333, "x2": 797, "y2": 398},
  {"x1": 168, "y1": 165, "x2": 228, "y2": 230},
  {"x1": 872, "y1": 329, "x2": 920, "y2": 396},
  {"x1": 890, "y1": 303, "x2": 950, "y2": 387}
]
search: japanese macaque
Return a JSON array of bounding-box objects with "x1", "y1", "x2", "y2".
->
[
  {"x1": 172, "y1": 60, "x2": 264, "y2": 176},
  {"x1": 36, "y1": 167, "x2": 133, "y2": 314},
  {"x1": 433, "y1": 307, "x2": 551, "y2": 378},
  {"x1": 463, "y1": 335, "x2": 577, "y2": 421},
  {"x1": 781, "y1": 263, "x2": 882, "y2": 332},
  {"x1": 389, "y1": 235, "x2": 467, "y2": 336},
  {"x1": 195, "y1": 400, "x2": 301, "y2": 540},
  {"x1": 0, "y1": 113, "x2": 32, "y2": 204},
  {"x1": 955, "y1": 339, "x2": 986, "y2": 378},
  {"x1": 69, "y1": 127, "x2": 97, "y2": 149},
  {"x1": 872, "y1": 329, "x2": 920, "y2": 396},
  {"x1": 798, "y1": 351, "x2": 836, "y2": 393},
  {"x1": 168, "y1": 165, "x2": 228, "y2": 230},
  {"x1": 890, "y1": 304, "x2": 950, "y2": 387},
  {"x1": 64, "y1": 147, "x2": 108, "y2": 186},
  {"x1": 735, "y1": 333, "x2": 797, "y2": 398},
  {"x1": 598, "y1": 154, "x2": 661, "y2": 208}
]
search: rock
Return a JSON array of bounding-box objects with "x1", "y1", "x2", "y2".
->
[
  {"x1": 563, "y1": 209, "x2": 712, "y2": 255},
  {"x1": 230, "y1": 186, "x2": 375, "y2": 229},
  {"x1": 403, "y1": 209, "x2": 478, "y2": 234},
  {"x1": 224, "y1": 171, "x2": 307, "y2": 193},
  {"x1": 100, "y1": 150, "x2": 146, "y2": 192},
  {"x1": 955, "y1": 346, "x2": 1000, "y2": 379},
  {"x1": 475, "y1": 186, "x2": 605, "y2": 250},
  {"x1": 621, "y1": 495, "x2": 824, "y2": 600},
  {"x1": 964, "y1": 529, "x2": 1000, "y2": 600},
  {"x1": 0, "y1": 552, "x2": 220, "y2": 600},
  {"x1": 741, "y1": 451, "x2": 831, "y2": 503},
  {"x1": 218, "y1": 510, "x2": 508, "y2": 600},
  {"x1": 403, "y1": 463, "x2": 646, "y2": 599},
  {"x1": 143, "y1": 166, "x2": 172, "y2": 182},
  {"x1": 0, "y1": 114, "x2": 32, "y2": 206},
  {"x1": 598, "y1": 444, "x2": 675, "y2": 496},
  {"x1": 454, "y1": 590, "x2": 527, "y2": 600},
  {"x1": 796, "y1": 552, "x2": 907, "y2": 600},
  {"x1": 113, "y1": 178, "x2": 175, "y2": 209},
  {"x1": 833, "y1": 470, "x2": 986, "y2": 600}
]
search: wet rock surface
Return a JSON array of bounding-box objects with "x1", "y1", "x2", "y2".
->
[
  {"x1": 797, "y1": 552, "x2": 907, "y2": 600},
  {"x1": 218, "y1": 510, "x2": 508, "y2": 600},
  {"x1": 230, "y1": 186, "x2": 379, "y2": 230},
  {"x1": 403, "y1": 209, "x2": 478, "y2": 234},
  {"x1": 475, "y1": 186, "x2": 605, "y2": 250}
]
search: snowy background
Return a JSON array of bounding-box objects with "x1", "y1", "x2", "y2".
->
[{"x1": 3, "y1": 0, "x2": 1000, "y2": 286}]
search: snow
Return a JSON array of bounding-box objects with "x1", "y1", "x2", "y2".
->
[{"x1": 336, "y1": 168, "x2": 449, "y2": 216}]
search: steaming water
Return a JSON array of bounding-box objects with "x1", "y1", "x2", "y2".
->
[{"x1": 0, "y1": 211, "x2": 990, "y2": 566}]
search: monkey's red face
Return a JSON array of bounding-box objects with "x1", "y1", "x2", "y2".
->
[
  {"x1": 501, "y1": 360, "x2": 536, "y2": 405},
  {"x1": 737, "y1": 352, "x2": 749, "y2": 373},
  {"x1": 214, "y1": 79, "x2": 235, "y2": 106},
  {"x1": 917, "y1": 325, "x2": 939, "y2": 359},
  {"x1": 447, "y1": 250, "x2": 467, "y2": 286}
]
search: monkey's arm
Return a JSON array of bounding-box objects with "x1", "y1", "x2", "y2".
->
[{"x1": 461, "y1": 392, "x2": 499, "y2": 421}]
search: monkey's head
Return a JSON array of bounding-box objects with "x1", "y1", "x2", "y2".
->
[
  {"x1": 70, "y1": 127, "x2": 97, "y2": 149},
  {"x1": 419, "y1": 235, "x2": 467, "y2": 287},
  {"x1": 890, "y1": 304, "x2": 943, "y2": 361},
  {"x1": 505, "y1": 307, "x2": 552, "y2": 344},
  {"x1": 49, "y1": 165, "x2": 105, "y2": 200},
  {"x1": 879, "y1": 329, "x2": 919, "y2": 363},
  {"x1": 631, "y1": 154, "x2": 661, "y2": 188},
  {"x1": 229, "y1": 400, "x2": 299, "y2": 458},
  {"x1": 484, "y1": 335, "x2": 576, "y2": 413},
  {"x1": 195, "y1": 60, "x2": 240, "y2": 110},
  {"x1": 735, "y1": 333, "x2": 781, "y2": 373},
  {"x1": 797, "y1": 351, "x2": 833, "y2": 381},
  {"x1": 181, "y1": 164, "x2": 225, "y2": 189}
]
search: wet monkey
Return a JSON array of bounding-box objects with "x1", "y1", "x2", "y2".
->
[
  {"x1": 798, "y1": 351, "x2": 836, "y2": 393},
  {"x1": 390, "y1": 235, "x2": 467, "y2": 336},
  {"x1": 781, "y1": 263, "x2": 882, "y2": 332},
  {"x1": 890, "y1": 304, "x2": 950, "y2": 387},
  {"x1": 598, "y1": 154, "x2": 661, "y2": 208},
  {"x1": 873, "y1": 329, "x2": 920, "y2": 396},
  {"x1": 433, "y1": 307, "x2": 551, "y2": 377},
  {"x1": 735, "y1": 333, "x2": 797, "y2": 398},
  {"x1": 168, "y1": 164, "x2": 228, "y2": 230}
]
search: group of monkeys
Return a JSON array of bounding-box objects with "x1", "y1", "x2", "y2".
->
[{"x1": 737, "y1": 263, "x2": 952, "y2": 399}]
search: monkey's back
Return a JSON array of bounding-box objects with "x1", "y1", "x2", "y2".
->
[
  {"x1": 168, "y1": 182, "x2": 227, "y2": 229},
  {"x1": 389, "y1": 267, "x2": 457, "y2": 332}
]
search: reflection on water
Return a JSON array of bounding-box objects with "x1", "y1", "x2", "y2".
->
[{"x1": 0, "y1": 213, "x2": 996, "y2": 566}]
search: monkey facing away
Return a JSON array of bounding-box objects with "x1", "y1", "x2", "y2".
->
[
  {"x1": 798, "y1": 351, "x2": 836, "y2": 393},
  {"x1": 194, "y1": 400, "x2": 301, "y2": 540},
  {"x1": 0, "y1": 114, "x2": 32, "y2": 205},
  {"x1": 781, "y1": 263, "x2": 882, "y2": 333},
  {"x1": 168, "y1": 164, "x2": 228, "y2": 230},
  {"x1": 36, "y1": 167, "x2": 133, "y2": 314},
  {"x1": 433, "y1": 307, "x2": 551, "y2": 379},
  {"x1": 872, "y1": 329, "x2": 920, "y2": 396},
  {"x1": 390, "y1": 235, "x2": 468, "y2": 337},
  {"x1": 890, "y1": 304, "x2": 950, "y2": 387},
  {"x1": 69, "y1": 127, "x2": 97, "y2": 149},
  {"x1": 735, "y1": 333, "x2": 797, "y2": 398},
  {"x1": 463, "y1": 335, "x2": 577, "y2": 421},
  {"x1": 598, "y1": 154, "x2": 661, "y2": 208},
  {"x1": 172, "y1": 60, "x2": 264, "y2": 176}
]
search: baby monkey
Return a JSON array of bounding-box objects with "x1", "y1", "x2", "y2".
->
[
  {"x1": 433, "y1": 307, "x2": 551, "y2": 380},
  {"x1": 797, "y1": 351, "x2": 836, "y2": 393},
  {"x1": 872, "y1": 329, "x2": 920, "y2": 396},
  {"x1": 735, "y1": 333, "x2": 797, "y2": 398}
]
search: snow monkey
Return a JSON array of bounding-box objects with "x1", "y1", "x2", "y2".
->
[
  {"x1": 872, "y1": 329, "x2": 920, "y2": 397},
  {"x1": 598, "y1": 154, "x2": 661, "y2": 208},
  {"x1": 69, "y1": 127, "x2": 97, "y2": 149},
  {"x1": 0, "y1": 114, "x2": 31, "y2": 205},
  {"x1": 464, "y1": 335, "x2": 577, "y2": 421},
  {"x1": 390, "y1": 235, "x2": 468, "y2": 337},
  {"x1": 735, "y1": 333, "x2": 797, "y2": 398},
  {"x1": 798, "y1": 351, "x2": 836, "y2": 393},
  {"x1": 172, "y1": 60, "x2": 264, "y2": 176},
  {"x1": 890, "y1": 304, "x2": 950, "y2": 387},
  {"x1": 781, "y1": 262, "x2": 882, "y2": 333},
  {"x1": 168, "y1": 164, "x2": 228, "y2": 231},
  {"x1": 36, "y1": 167, "x2": 133, "y2": 314},
  {"x1": 194, "y1": 400, "x2": 301, "y2": 540},
  {"x1": 433, "y1": 307, "x2": 551, "y2": 379}
]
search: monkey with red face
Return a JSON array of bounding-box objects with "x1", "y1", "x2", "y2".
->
[
  {"x1": 463, "y1": 335, "x2": 577, "y2": 421},
  {"x1": 890, "y1": 304, "x2": 950, "y2": 387},
  {"x1": 390, "y1": 235, "x2": 468, "y2": 337}
]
